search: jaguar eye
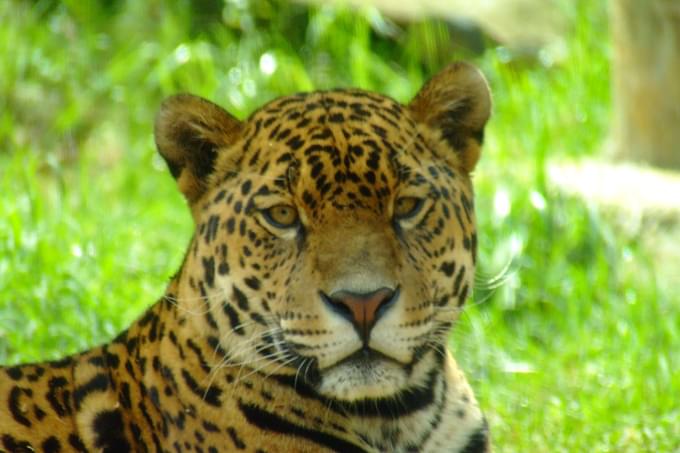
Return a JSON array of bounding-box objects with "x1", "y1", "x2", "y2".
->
[
  {"x1": 262, "y1": 204, "x2": 299, "y2": 228},
  {"x1": 394, "y1": 197, "x2": 424, "y2": 219}
]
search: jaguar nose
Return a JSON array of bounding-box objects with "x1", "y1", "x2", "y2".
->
[{"x1": 321, "y1": 287, "x2": 399, "y2": 343}]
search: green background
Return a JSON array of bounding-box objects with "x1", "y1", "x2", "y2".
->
[{"x1": 0, "y1": 1, "x2": 677, "y2": 450}]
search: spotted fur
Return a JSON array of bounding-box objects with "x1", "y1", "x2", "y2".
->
[{"x1": 1, "y1": 62, "x2": 492, "y2": 452}]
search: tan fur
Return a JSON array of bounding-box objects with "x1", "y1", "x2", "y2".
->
[{"x1": 1, "y1": 62, "x2": 491, "y2": 452}]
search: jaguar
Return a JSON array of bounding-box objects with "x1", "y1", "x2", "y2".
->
[{"x1": 1, "y1": 61, "x2": 492, "y2": 452}]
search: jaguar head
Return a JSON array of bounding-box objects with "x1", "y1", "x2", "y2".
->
[{"x1": 154, "y1": 62, "x2": 491, "y2": 402}]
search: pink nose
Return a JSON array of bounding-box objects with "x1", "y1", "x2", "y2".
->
[{"x1": 323, "y1": 287, "x2": 398, "y2": 342}]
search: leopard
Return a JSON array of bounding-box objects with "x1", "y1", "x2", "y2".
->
[{"x1": 0, "y1": 61, "x2": 492, "y2": 452}]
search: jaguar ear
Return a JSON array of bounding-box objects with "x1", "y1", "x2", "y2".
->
[
  {"x1": 155, "y1": 94, "x2": 242, "y2": 204},
  {"x1": 409, "y1": 62, "x2": 491, "y2": 173}
]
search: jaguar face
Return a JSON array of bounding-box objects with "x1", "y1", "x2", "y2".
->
[{"x1": 155, "y1": 63, "x2": 491, "y2": 402}]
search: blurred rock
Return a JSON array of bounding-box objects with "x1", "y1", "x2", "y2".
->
[
  {"x1": 611, "y1": 0, "x2": 680, "y2": 169},
  {"x1": 298, "y1": 0, "x2": 568, "y2": 54},
  {"x1": 549, "y1": 159, "x2": 680, "y2": 294},
  {"x1": 549, "y1": 160, "x2": 680, "y2": 224}
]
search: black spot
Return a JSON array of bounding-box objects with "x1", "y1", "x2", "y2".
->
[
  {"x1": 453, "y1": 265, "x2": 466, "y2": 298},
  {"x1": 68, "y1": 434, "x2": 88, "y2": 453},
  {"x1": 328, "y1": 112, "x2": 345, "y2": 123},
  {"x1": 349, "y1": 144, "x2": 364, "y2": 156},
  {"x1": 296, "y1": 117, "x2": 312, "y2": 128},
  {"x1": 185, "y1": 339, "x2": 212, "y2": 375},
  {"x1": 147, "y1": 312, "x2": 161, "y2": 342},
  {"x1": 2, "y1": 434, "x2": 33, "y2": 453},
  {"x1": 73, "y1": 373, "x2": 109, "y2": 410},
  {"x1": 232, "y1": 285, "x2": 249, "y2": 310},
  {"x1": 311, "y1": 162, "x2": 324, "y2": 179},
  {"x1": 213, "y1": 190, "x2": 226, "y2": 203},
  {"x1": 241, "y1": 180, "x2": 252, "y2": 196},
  {"x1": 42, "y1": 436, "x2": 61, "y2": 453},
  {"x1": 458, "y1": 284, "x2": 470, "y2": 306},
  {"x1": 471, "y1": 232, "x2": 478, "y2": 263},
  {"x1": 439, "y1": 261, "x2": 456, "y2": 277},
  {"x1": 372, "y1": 124, "x2": 387, "y2": 138},
  {"x1": 227, "y1": 427, "x2": 247, "y2": 450},
  {"x1": 244, "y1": 276, "x2": 261, "y2": 290},
  {"x1": 460, "y1": 419, "x2": 489, "y2": 453},
  {"x1": 202, "y1": 420, "x2": 220, "y2": 432},
  {"x1": 149, "y1": 386, "x2": 161, "y2": 407},
  {"x1": 26, "y1": 366, "x2": 45, "y2": 380},
  {"x1": 93, "y1": 409, "x2": 131, "y2": 452},
  {"x1": 268, "y1": 123, "x2": 281, "y2": 139},
  {"x1": 120, "y1": 382, "x2": 132, "y2": 409},
  {"x1": 202, "y1": 256, "x2": 215, "y2": 288},
  {"x1": 358, "y1": 185, "x2": 372, "y2": 198},
  {"x1": 5, "y1": 367, "x2": 22, "y2": 380},
  {"x1": 33, "y1": 404, "x2": 46, "y2": 420},
  {"x1": 263, "y1": 116, "x2": 276, "y2": 128},
  {"x1": 225, "y1": 217, "x2": 236, "y2": 234},
  {"x1": 88, "y1": 356, "x2": 106, "y2": 368},
  {"x1": 181, "y1": 369, "x2": 222, "y2": 407},
  {"x1": 277, "y1": 128, "x2": 292, "y2": 141},
  {"x1": 46, "y1": 376, "x2": 71, "y2": 417},
  {"x1": 152, "y1": 355, "x2": 161, "y2": 371},
  {"x1": 204, "y1": 309, "x2": 219, "y2": 331},
  {"x1": 286, "y1": 135, "x2": 305, "y2": 150},
  {"x1": 205, "y1": 215, "x2": 219, "y2": 243},
  {"x1": 138, "y1": 310, "x2": 157, "y2": 327},
  {"x1": 222, "y1": 304, "x2": 245, "y2": 336},
  {"x1": 9, "y1": 386, "x2": 32, "y2": 427},
  {"x1": 105, "y1": 352, "x2": 120, "y2": 369},
  {"x1": 250, "y1": 312, "x2": 268, "y2": 326}
]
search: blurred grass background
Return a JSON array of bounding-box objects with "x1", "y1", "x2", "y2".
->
[{"x1": 0, "y1": 0, "x2": 677, "y2": 450}]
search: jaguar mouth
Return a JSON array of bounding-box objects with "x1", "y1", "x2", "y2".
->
[
  {"x1": 322, "y1": 347, "x2": 397, "y2": 372},
  {"x1": 312, "y1": 347, "x2": 411, "y2": 401}
]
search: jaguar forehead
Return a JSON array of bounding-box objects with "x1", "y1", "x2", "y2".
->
[{"x1": 236, "y1": 90, "x2": 426, "y2": 214}]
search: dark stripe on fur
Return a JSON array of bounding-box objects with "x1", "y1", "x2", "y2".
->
[
  {"x1": 73, "y1": 373, "x2": 109, "y2": 410},
  {"x1": 461, "y1": 418, "x2": 490, "y2": 453},
  {"x1": 270, "y1": 367, "x2": 439, "y2": 418},
  {"x1": 238, "y1": 401, "x2": 366, "y2": 453},
  {"x1": 92, "y1": 409, "x2": 131, "y2": 453}
]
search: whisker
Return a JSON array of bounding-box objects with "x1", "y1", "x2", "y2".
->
[
  {"x1": 261, "y1": 356, "x2": 300, "y2": 382},
  {"x1": 228, "y1": 355, "x2": 297, "y2": 400},
  {"x1": 293, "y1": 357, "x2": 311, "y2": 390},
  {"x1": 211, "y1": 328, "x2": 283, "y2": 370},
  {"x1": 165, "y1": 288, "x2": 229, "y2": 304},
  {"x1": 202, "y1": 342, "x2": 281, "y2": 390},
  {"x1": 164, "y1": 289, "x2": 231, "y2": 316},
  {"x1": 474, "y1": 258, "x2": 516, "y2": 290},
  {"x1": 210, "y1": 321, "x2": 276, "y2": 360}
]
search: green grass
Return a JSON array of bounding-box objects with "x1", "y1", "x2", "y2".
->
[{"x1": 1, "y1": 0, "x2": 677, "y2": 450}]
